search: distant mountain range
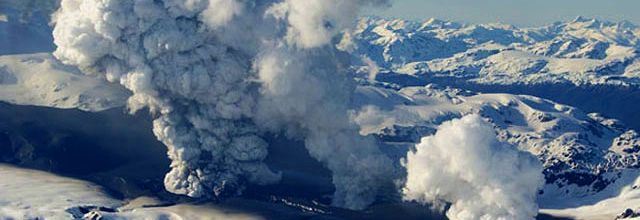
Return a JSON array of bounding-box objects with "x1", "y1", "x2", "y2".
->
[
  {"x1": 346, "y1": 17, "x2": 640, "y2": 132},
  {"x1": 348, "y1": 16, "x2": 640, "y2": 86}
]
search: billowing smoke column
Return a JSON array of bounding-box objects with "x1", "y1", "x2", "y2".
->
[
  {"x1": 402, "y1": 115, "x2": 544, "y2": 220},
  {"x1": 52, "y1": 0, "x2": 391, "y2": 210}
]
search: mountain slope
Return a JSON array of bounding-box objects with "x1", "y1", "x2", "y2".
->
[
  {"x1": 347, "y1": 17, "x2": 640, "y2": 131},
  {"x1": 352, "y1": 83, "x2": 640, "y2": 217},
  {"x1": 349, "y1": 17, "x2": 640, "y2": 84},
  {"x1": 0, "y1": 53, "x2": 129, "y2": 111}
]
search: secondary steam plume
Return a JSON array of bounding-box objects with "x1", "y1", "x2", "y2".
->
[
  {"x1": 402, "y1": 114, "x2": 544, "y2": 220},
  {"x1": 52, "y1": 0, "x2": 391, "y2": 210}
]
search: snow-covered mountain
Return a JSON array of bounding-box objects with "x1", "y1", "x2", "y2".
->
[
  {"x1": 348, "y1": 17, "x2": 640, "y2": 85},
  {"x1": 0, "y1": 53, "x2": 129, "y2": 111},
  {"x1": 352, "y1": 83, "x2": 640, "y2": 210},
  {"x1": 347, "y1": 17, "x2": 640, "y2": 131}
]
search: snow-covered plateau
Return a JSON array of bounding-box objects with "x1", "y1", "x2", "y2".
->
[{"x1": 2, "y1": 1, "x2": 640, "y2": 219}]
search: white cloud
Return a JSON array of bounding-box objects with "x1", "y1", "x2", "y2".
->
[{"x1": 403, "y1": 114, "x2": 544, "y2": 220}]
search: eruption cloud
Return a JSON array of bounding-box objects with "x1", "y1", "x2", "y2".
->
[
  {"x1": 52, "y1": 0, "x2": 391, "y2": 210},
  {"x1": 402, "y1": 115, "x2": 544, "y2": 220}
]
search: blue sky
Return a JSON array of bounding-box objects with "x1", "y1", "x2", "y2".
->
[{"x1": 369, "y1": 0, "x2": 640, "y2": 27}]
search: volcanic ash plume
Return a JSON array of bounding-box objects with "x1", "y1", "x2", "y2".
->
[
  {"x1": 52, "y1": 0, "x2": 391, "y2": 210},
  {"x1": 402, "y1": 115, "x2": 544, "y2": 220}
]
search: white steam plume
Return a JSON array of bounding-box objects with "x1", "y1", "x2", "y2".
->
[
  {"x1": 267, "y1": 0, "x2": 389, "y2": 48},
  {"x1": 52, "y1": 0, "x2": 390, "y2": 210},
  {"x1": 255, "y1": 48, "x2": 392, "y2": 209},
  {"x1": 402, "y1": 114, "x2": 544, "y2": 220},
  {"x1": 361, "y1": 56, "x2": 380, "y2": 81}
]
